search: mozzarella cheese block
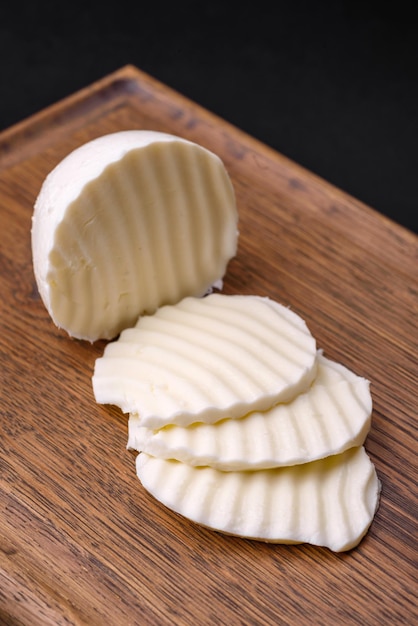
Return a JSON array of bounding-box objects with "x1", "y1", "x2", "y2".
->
[
  {"x1": 93, "y1": 293, "x2": 317, "y2": 428},
  {"x1": 136, "y1": 446, "x2": 381, "y2": 552},
  {"x1": 127, "y1": 353, "x2": 372, "y2": 470},
  {"x1": 31, "y1": 130, "x2": 238, "y2": 341}
]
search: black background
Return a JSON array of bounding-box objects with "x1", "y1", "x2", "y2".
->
[{"x1": 1, "y1": 1, "x2": 417, "y2": 234}]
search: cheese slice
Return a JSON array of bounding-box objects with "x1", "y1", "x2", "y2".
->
[
  {"x1": 127, "y1": 353, "x2": 372, "y2": 469},
  {"x1": 136, "y1": 446, "x2": 381, "y2": 552},
  {"x1": 93, "y1": 294, "x2": 317, "y2": 428},
  {"x1": 31, "y1": 130, "x2": 238, "y2": 341}
]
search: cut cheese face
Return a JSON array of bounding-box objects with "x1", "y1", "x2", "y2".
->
[
  {"x1": 93, "y1": 293, "x2": 317, "y2": 428},
  {"x1": 136, "y1": 446, "x2": 381, "y2": 552},
  {"x1": 31, "y1": 131, "x2": 238, "y2": 341},
  {"x1": 127, "y1": 353, "x2": 372, "y2": 469}
]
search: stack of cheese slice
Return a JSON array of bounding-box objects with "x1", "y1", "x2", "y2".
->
[{"x1": 93, "y1": 293, "x2": 381, "y2": 552}]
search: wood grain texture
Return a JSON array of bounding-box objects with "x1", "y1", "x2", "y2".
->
[{"x1": 0, "y1": 65, "x2": 417, "y2": 626}]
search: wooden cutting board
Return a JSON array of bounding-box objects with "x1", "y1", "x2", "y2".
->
[{"x1": 0, "y1": 65, "x2": 416, "y2": 626}]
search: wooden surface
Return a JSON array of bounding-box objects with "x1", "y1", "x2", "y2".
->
[{"x1": 0, "y1": 65, "x2": 416, "y2": 626}]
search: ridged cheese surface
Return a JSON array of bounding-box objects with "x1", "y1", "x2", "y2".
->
[
  {"x1": 93, "y1": 294, "x2": 317, "y2": 428},
  {"x1": 136, "y1": 446, "x2": 381, "y2": 552},
  {"x1": 127, "y1": 354, "x2": 372, "y2": 469},
  {"x1": 31, "y1": 131, "x2": 238, "y2": 341}
]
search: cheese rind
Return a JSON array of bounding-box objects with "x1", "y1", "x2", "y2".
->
[
  {"x1": 93, "y1": 293, "x2": 317, "y2": 428},
  {"x1": 127, "y1": 354, "x2": 372, "y2": 469},
  {"x1": 136, "y1": 446, "x2": 381, "y2": 552},
  {"x1": 31, "y1": 131, "x2": 238, "y2": 341}
]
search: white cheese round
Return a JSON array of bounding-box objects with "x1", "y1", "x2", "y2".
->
[{"x1": 31, "y1": 130, "x2": 238, "y2": 341}]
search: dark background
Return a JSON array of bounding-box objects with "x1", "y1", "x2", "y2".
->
[{"x1": 1, "y1": 1, "x2": 417, "y2": 234}]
